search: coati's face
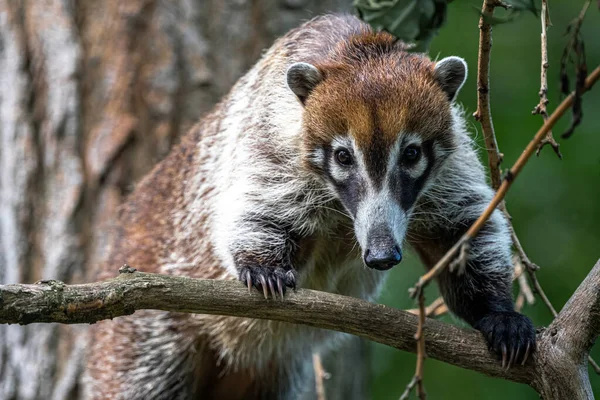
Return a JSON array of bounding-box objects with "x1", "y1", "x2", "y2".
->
[{"x1": 287, "y1": 50, "x2": 467, "y2": 271}]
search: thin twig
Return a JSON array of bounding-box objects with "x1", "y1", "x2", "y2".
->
[
  {"x1": 313, "y1": 353, "x2": 328, "y2": 400},
  {"x1": 409, "y1": 65, "x2": 600, "y2": 297},
  {"x1": 449, "y1": 242, "x2": 470, "y2": 274},
  {"x1": 514, "y1": 257, "x2": 535, "y2": 312},
  {"x1": 505, "y1": 215, "x2": 540, "y2": 272},
  {"x1": 473, "y1": 0, "x2": 504, "y2": 190},
  {"x1": 415, "y1": 291, "x2": 427, "y2": 400},
  {"x1": 401, "y1": 291, "x2": 427, "y2": 400},
  {"x1": 560, "y1": 0, "x2": 591, "y2": 139},
  {"x1": 399, "y1": 376, "x2": 419, "y2": 400},
  {"x1": 589, "y1": 357, "x2": 600, "y2": 375},
  {"x1": 534, "y1": 0, "x2": 561, "y2": 157},
  {"x1": 407, "y1": 297, "x2": 448, "y2": 318}
]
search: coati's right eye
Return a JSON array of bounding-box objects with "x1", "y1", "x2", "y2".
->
[{"x1": 334, "y1": 149, "x2": 353, "y2": 166}]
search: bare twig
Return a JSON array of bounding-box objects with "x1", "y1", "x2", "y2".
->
[
  {"x1": 415, "y1": 291, "x2": 427, "y2": 399},
  {"x1": 533, "y1": 0, "x2": 562, "y2": 157},
  {"x1": 313, "y1": 353, "x2": 328, "y2": 400},
  {"x1": 448, "y1": 241, "x2": 470, "y2": 274},
  {"x1": 589, "y1": 357, "x2": 600, "y2": 375},
  {"x1": 560, "y1": 0, "x2": 591, "y2": 139},
  {"x1": 399, "y1": 376, "x2": 419, "y2": 400},
  {"x1": 407, "y1": 297, "x2": 448, "y2": 318},
  {"x1": 409, "y1": 65, "x2": 600, "y2": 297},
  {"x1": 401, "y1": 291, "x2": 427, "y2": 400},
  {"x1": 514, "y1": 257, "x2": 535, "y2": 312},
  {"x1": 473, "y1": 0, "x2": 504, "y2": 189}
]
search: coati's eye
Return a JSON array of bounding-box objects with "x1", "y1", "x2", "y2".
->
[
  {"x1": 403, "y1": 145, "x2": 421, "y2": 164},
  {"x1": 334, "y1": 148, "x2": 353, "y2": 166}
]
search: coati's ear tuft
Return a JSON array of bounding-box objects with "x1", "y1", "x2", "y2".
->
[
  {"x1": 433, "y1": 56, "x2": 467, "y2": 102},
  {"x1": 286, "y1": 62, "x2": 323, "y2": 105}
]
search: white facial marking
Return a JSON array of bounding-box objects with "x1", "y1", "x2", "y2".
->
[
  {"x1": 310, "y1": 147, "x2": 325, "y2": 166},
  {"x1": 354, "y1": 185, "x2": 407, "y2": 250},
  {"x1": 328, "y1": 136, "x2": 354, "y2": 182},
  {"x1": 353, "y1": 137, "x2": 407, "y2": 253}
]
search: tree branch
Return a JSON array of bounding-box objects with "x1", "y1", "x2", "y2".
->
[
  {"x1": 531, "y1": 259, "x2": 600, "y2": 399},
  {"x1": 313, "y1": 353, "x2": 328, "y2": 400},
  {"x1": 551, "y1": 259, "x2": 600, "y2": 358},
  {"x1": 533, "y1": 0, "x2": 561, "y2": 158},
  {"x1": 0, "y1": 269, "x2": 535, "y2": 385},
  {"x1": 473, "y1": 0, "x2": 504, "y2": 190},
  {"x1": 1, "y1": 260, "x2": 599, "y2": 399}
]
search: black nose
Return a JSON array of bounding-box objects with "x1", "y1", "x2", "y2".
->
[{"x1": 364, "y1": 245, "x2": 402, "y2": 270}]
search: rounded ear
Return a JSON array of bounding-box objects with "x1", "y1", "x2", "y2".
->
[
  {"x1": 286, "y1": 62, "x2": 323, "y2": 105},
  {"x1": 433, "y1": 56, "x2": 468, "y2": 102}
]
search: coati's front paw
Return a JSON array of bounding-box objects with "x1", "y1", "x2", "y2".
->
[
  {"x1": 239, "y1": 266, "x2": 297, "y2": 300},
  {"x1": 475, "y1": 311, "x2": 536, "y2": 369}
]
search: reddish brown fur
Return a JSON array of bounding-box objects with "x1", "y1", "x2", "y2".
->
[{"x1": 302, "y1": 31, "x2": 453, "y2": 160}]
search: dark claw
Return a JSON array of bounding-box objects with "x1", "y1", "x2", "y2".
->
[
  {"x1": 245, "y1": 271, "x2": 252, "y2": 292},
  {"x1": 474, "y1": 311, "x2": 536, "y2": 370},
  {"x1": 238, "y1": 266, "x2": 297, "y2": 300},
  {"x1": 277, "y1": 277, "x2": 284, "y2": 300},
  {"x1": 259, "y1": 275, "x2": 269, "y2": 299},
  {"x1": 507, "y1": 348, "x2": 516, "y2": 371},
  {"x1": 521, "y1": 343, "x2": 531, "y2": 366}
]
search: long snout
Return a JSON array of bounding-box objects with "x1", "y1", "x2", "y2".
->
[
  {"x1": 354, "y1": 191, "x2": 407, "y2": 271},
  {"x1": 363, "y1": 228, "x2": 403, "y2": 270}
]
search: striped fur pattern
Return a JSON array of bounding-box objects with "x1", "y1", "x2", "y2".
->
[{"x1": 84, "y1": 14, "x2": 534, "y2": 400}]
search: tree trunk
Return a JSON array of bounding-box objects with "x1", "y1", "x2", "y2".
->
[{"x1": 0, "y1": 1, "x2": 355, "y2": 398}]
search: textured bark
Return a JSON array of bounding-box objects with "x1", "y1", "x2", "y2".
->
[
  {"x1": 0, "y1": 1, "x2": 351, "y2": 399},
  {"x1": 1, "y1": 261, "x2": 599, "y2": 399},
  {"x1": 0, "y1": 271, "x2": 536, "y2": 384}
]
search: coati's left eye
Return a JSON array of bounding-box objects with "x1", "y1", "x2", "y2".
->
[
  {"x1": 334, "y1": 148, "x2": 353, "y2": 166},
  {"x1": 403, "y1": 145, "x2": 420, "y2": 163}
]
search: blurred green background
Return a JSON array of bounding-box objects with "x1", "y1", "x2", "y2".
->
[{"x1": 371, "y1": 1, "x2": 600, "y2": 399}]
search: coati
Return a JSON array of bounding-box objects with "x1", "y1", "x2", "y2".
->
[{"x1": 84, "y1": 14, "x2": 536, "y2": 400}]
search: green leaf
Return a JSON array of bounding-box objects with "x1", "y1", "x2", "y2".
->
[{"x1": 354, "y1": 0, "x2": 448, "y2": 52}]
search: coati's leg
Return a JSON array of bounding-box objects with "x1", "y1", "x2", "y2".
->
[
  {"x1": 231, "y1": 214, "x2": 299, "y2": 299},
  {"x1": 85, "y1": 311, "x2": 208, "y2": 400},
  {"x1": 409, "y1": 191, "x2": 536, "y2": 367}
]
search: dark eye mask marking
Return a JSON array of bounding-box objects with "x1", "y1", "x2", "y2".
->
[{"x1": 390, "y1": 139, "x2": 435, "y2": 211}]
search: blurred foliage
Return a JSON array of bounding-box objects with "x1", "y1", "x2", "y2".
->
[
  {"x1": 479, "y1": 0, "x2": 539, "y2": 25},
  {"x1": 353, "y1": 0, "x2": 448, "y2": 51},
  {"x1": 369, "y1": 0, "x2": 600, "y2": 399},
  {"x1": 504, "y1": 0, "x2": 538, "y2": 13}
]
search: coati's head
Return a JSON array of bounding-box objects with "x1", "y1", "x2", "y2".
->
[{"x1": 286, "y1": 32, "x2": 467, "y2": 271}]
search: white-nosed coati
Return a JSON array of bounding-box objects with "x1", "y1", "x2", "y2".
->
[{"x1": 84, "y1": 14, "x2": 535, "y2": 400}]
